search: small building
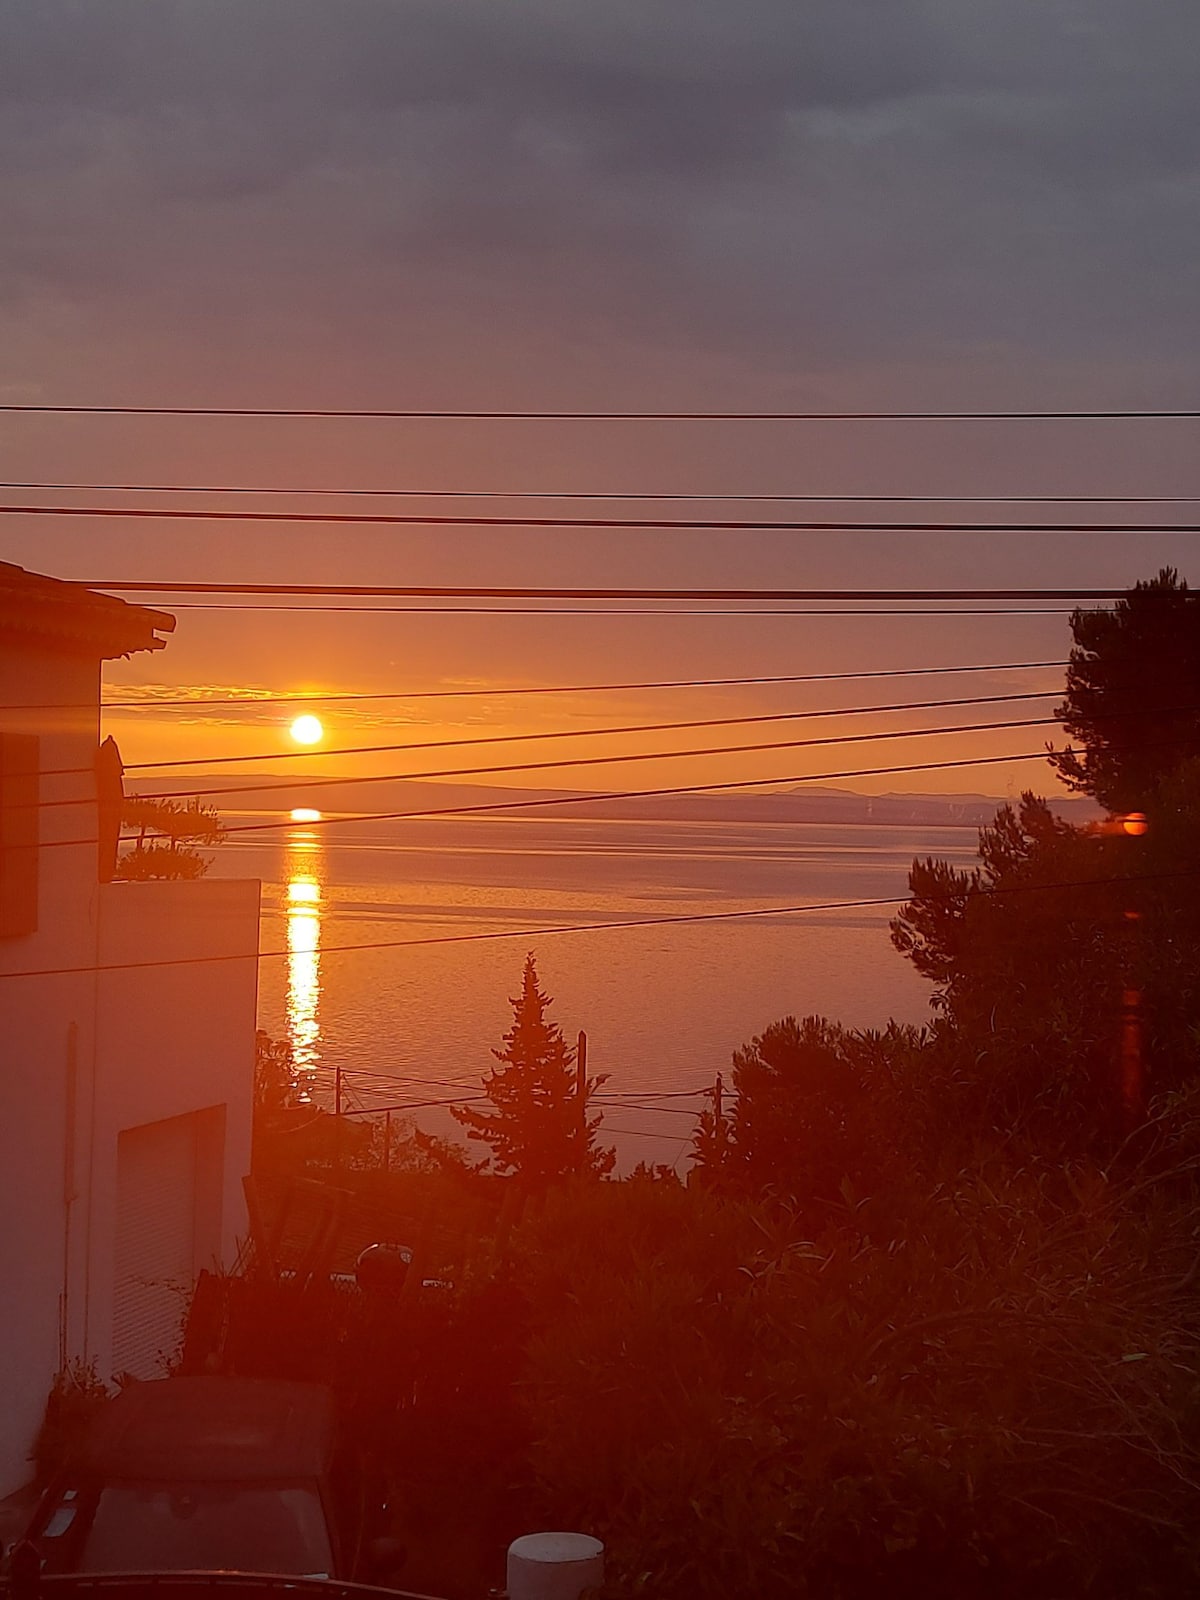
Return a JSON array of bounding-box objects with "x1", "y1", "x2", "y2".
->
[{"x1": 0, "y1": 562, "x2": 260, "y2": 1496}]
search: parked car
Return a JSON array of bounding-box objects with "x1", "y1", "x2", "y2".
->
[{"x1": 16, "y1": 1378, "x2": 386, "y2": 1584}]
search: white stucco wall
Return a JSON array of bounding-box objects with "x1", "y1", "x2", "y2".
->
[
  {"x1": 0, "y1": 642, "x2": 102, "y2": 1500},
  {"x1": 1, "y1": 639, "x2": 260, "y2": 1497},
  {"x1": 85, "y1": 877, "x2": 260, "y2": 1381}
]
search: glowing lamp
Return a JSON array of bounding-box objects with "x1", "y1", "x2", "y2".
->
[{"x1": 1121, "y1": 812, "x2": 1149, "y2": 838}]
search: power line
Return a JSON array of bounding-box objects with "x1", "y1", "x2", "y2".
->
[
  {"x1": 10, "y1": 479, "x2": 1200, "y2": 506},
  {"x1": 36, "y1": 746, "x2": 1053, "y2": 851},
  {"x1": 85, "y1": 659, "x2": 1067, "y2": 712},
  {"x1": 0, "y1": 895, "x2": 897, "y2": 978},
  {"x1": 328, "y1": 1083, "x2": 706, "y2": 1146},
  {"x1": 4, "y1": 865, "x2": 1196, "y2": 983},
  {"x1": 337, "y1": 1096, "x2": 690, "y2": 1144},
  {"x1": 338, "y1": 1093, "x2": 488, "y2": 1116},
  {"x1": 155, "y1": 603, "x2": 1080, "y2": 616},
  {"x1": 61, "y1": 579, "x2": 1152, "y2": 600},
  {"x1": 123, "y1": 688, "x2": 1061, "y2": 776},
  {"x1": 586, "y1": 1126, "x2": 684, "y2": 1141},
  {"x1": 141, "y1": 715, "x2": 1064, "y2": 815},
  {"x1": 7, "y1": 503, "x2": 1200, "y2": 534},
  {"x1": 3, "y1": 403, "x2": 1199, "y2": 420},
  {"x1": 598, "y1": 1088, "x2": 717, "y2": 1100},
  {"x1": 336, "y1": 1073, "x2": 718, "y2": 1104},
  {"x1": 165, "y1": 742, "x2": 1085, "y2": 837},
  {"x1": 591, "y1": 1101, "x2": 711, "y2": 1119}
]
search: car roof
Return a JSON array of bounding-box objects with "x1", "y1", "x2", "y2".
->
[{"x1": 81, "y1": 1379, "x2": 336, "y2": 1482}]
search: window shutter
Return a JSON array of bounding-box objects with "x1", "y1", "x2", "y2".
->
[{"x1": 0, "y1": 732, "x2": 39, "y2": 939}]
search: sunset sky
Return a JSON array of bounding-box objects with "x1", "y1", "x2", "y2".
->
[{"x1": 3, "y1": 2, "x2": 1199, "y2": 796}]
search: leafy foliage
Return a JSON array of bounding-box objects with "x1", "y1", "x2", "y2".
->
[
  {"x1": 889, "y1": 794, "x2": 1137, "y2": 1144},
  {"x1": 117, "y1": 794, "x2": 225, "y2": 880},
  {"x1": 889, "y1": 775, "x2": 1200, "y2": 1147},
  {"x1": 185, "y1": 570, "x2": 1200, "y2": 1597},
  {"x1": 254, "y1": 1028, "x2": 303, "y2": 1121},
  {"x1": 1050, "y1": 566, "x2": 1200, "y2": 812},
  {"x1": 513, "y1": 1162, "x2": 1200, "y2": 1600},
  {"x1": 32, "y1": 1360, "x2": 110, "y2": 1483},
  {"x1": 693, "y1": 1017, "x2": 887, "y2": 1205},
  {"x1": 451, "y1": 955, "x2": 615, "y2": 1187}
]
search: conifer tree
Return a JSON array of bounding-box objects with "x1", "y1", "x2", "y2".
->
[
  {"x1": 452, "y1": 954, "x2": 615, "y2": 1187},
  {"x1": 1050, "y1": 567, "x2": 1200, "y2": 813}
]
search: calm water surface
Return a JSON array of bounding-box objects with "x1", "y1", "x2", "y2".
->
[{"x1": 210, "y1": 813, "x2": 978, "y2": 1169}]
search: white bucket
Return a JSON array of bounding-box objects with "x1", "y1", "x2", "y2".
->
[{"x1": 506, "y1": 1531, "x2": 605, "y2": 1600}]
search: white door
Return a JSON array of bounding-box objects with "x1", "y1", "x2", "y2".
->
[{"x1": 112, "y1": 1114, "x2": 199, "y2": 1380}]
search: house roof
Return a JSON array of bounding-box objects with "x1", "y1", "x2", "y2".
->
[{"x1": 0, "y1": 562, "x2": 175, "y2": 659}]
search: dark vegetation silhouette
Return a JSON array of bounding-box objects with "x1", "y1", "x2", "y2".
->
[
  {"x1": 451, "y1": 954, "x2": 615, "y2": 1186},
  {"x1": 1050, "y1": 565, "x2": 1200, "y2": 811},
  {"x1": 116, "y1": 794, "x2": 224, "y2": 880},
  {"x1": 171, "y1": 573, "x2": 1200, "y2": 1599}
]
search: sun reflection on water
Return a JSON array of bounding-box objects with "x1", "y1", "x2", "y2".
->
[{"x1": 284, "y1": 829, "x2": 324, "y2": 1092}]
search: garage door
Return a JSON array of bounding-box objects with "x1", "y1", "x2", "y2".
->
[{"x1": 112, "y1": 1114, "x2": 201, "y2": 1380}]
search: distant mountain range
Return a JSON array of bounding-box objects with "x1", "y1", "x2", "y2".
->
[{"x1": 129, "y1": 773, "x2": 1101, "y2": 830}]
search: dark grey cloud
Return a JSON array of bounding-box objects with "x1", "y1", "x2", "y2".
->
[{"x1": 1, "y1": 1, "x2": 1199, "y2": 401}]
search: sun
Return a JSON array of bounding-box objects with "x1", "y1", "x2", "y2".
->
[{"x1": 289, "y1": 714, "x2": 324, "y2": 746}]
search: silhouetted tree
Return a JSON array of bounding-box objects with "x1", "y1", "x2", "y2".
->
[
  {"x1": 1050, "y1": 567, "x2": 1200, "y2": 813},
  {"x1": 892, "y1": 773, "x2": 1200, "y2": 1144},
  {"x1": 254, "y1": 1029, "x2": 302, "y2": 1121},
  {"x1": 452, "y1": 954, "x2": 615, "y2": 1187},
  {"x1": 713, "y1": 1015, "x2": 888, "y2": 1204},
  {"x1": 117, "y1": 795, "x2": 225, "y2": 880},
  {"x1": 891, "y1": 793, "x2": 1130, "y2": 1142}
]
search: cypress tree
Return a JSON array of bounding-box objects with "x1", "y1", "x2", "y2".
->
[{"x1": 452, "y1": 954, "x2": 615, "y2": 1186}]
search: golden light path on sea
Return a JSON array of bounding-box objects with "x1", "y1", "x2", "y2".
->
[{"x1": 284, "y1": 824, "x2": 325, "y2": 1092}]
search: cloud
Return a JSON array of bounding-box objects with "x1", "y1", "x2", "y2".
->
[{"x1": 1, "y1": 1, "x2": 1199, "y2": 396}]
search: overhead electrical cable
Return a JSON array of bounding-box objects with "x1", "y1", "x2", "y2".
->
[
  {"x1": 156, "y1": 740, "x2": 1128, "y2": 839},
  {"x1": 3, "y1": 403, "x2": 1198, "y2": 420},
  {"x1": 9, "y1": 479, "x2": 1200, "y2": 506},
  {"x1": 35, "y1": 747, "x2": 1054, "y2": 851},
  {"x1": 16, "y1": 659, "x2": 1068, "y2": 729},
  {"x1": 5, "y1": 865, "x2": 1198, "y2": 983},
  {"x1": 155, "y1": 603, "x2": 1081, "y2": 616},
  {"x1": 7, "y1": 503, "x2": 1200, "y2": 534},
  {"x1": 116, "y1": 713, "x2": 1066, "y2": 805},
  {"x1": 115, "y1": 691, "x2": 1196, "y2": 812},
  {"x1": 339, "y1": 1071, "x2": 719, "y2": 1100},
  {"x1": 122, "y1": 687, "x2": 1062, "y2": 775},
  {"x1": 83, "y1": 658, "x2": 1066, "y2": 712},
  {"x1": 27, "y1": 711, "x2": 1065, "y2": 812},
  {"x1": 59, "y1": 579, "x2": 1159, "y2": 600}
]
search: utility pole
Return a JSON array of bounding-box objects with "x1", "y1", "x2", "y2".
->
[
  {"x1": 713, "y1": 1070, "x2": 728, "y2": 1161},
  {"x1": 383, "y1": 1110, "x2": 391, "y2": 1175},
  {"x1": 334, "y1": 1064, "x2": 343, "y2": 1170}
]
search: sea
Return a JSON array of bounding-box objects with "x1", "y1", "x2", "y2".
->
[{"x1": 205, "y1": 805, "x2": 982, "y2": 1171}]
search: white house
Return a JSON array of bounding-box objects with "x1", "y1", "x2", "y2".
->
[{"x1": 0, "y1": 562, "x2": 260, "y2": 1496}]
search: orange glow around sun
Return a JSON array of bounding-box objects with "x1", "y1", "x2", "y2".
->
[{"x1": 290, "y1": 713, "x2": 324, "y2": 745}]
